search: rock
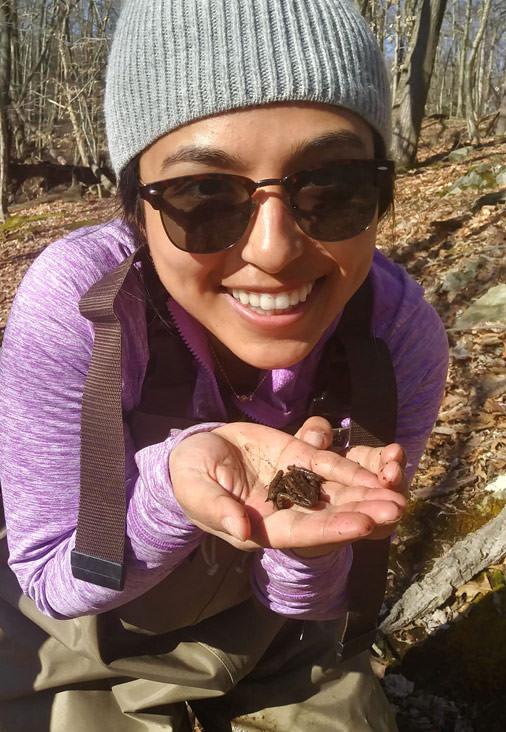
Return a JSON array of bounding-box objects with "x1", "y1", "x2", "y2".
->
[
  {"x1": 454, "y1": 284, "x2": 506, "y2": 328},
  {"x1": 496, "y1": 166, "x2": 506, "y2": 186},
  {"x1": 447, "y1": 147, "x2": 474, "y2": 162},
  {"x1": 483, "y1": 475, "x2": 506, "y2": 499},
  {"x1": 440, "y1": 258, "x2": 483, "y2": 301},
  {"x1": 451, "y1": 342, "x2": 472, "y2": 361},
  {"x1": 449, "y1": 169, "x2": 487, "y2": 193},
  {"x1": 446, "y1": 162, "x2": 506, "y2": 194}
]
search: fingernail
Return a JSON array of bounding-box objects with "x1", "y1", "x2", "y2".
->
[
  {"x1": 305, "y1": 430, "x2": 325, "y2": 449},
  {"x1": 222, "y1": 516, "x2": 244, "y2": 541}
]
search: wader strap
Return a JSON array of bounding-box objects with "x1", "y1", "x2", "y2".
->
[
  {"x1": 336, "y1": 279, "x2": 398, "y2": 660},
  {"x1": 71, "y1": 251, "x2": 139, "y2": 590}
]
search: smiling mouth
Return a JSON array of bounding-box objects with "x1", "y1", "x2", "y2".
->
[{"x1": 227, "y1": 282, "x2": 315, "y2": 315}]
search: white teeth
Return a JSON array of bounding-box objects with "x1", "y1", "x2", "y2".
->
[
  {"x1": 274, "y1": 293, "x2": 290, "y2": 310},
  {"x1": 230, "y1": 282, "x2": 315, "y2": 311},
  {"x1": 289, "y1": 290, "x2": 300, "y2": 306},
  {"x1": 259, "y1": 293, "x2": 275, "y2": 310}
]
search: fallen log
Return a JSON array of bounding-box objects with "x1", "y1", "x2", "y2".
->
[
  {"x1": 381, "y1": 503, "x2": 506, "y2": 634},
  {"x1": 10, "y1": 161, "x2": 115, "y2": 194}
]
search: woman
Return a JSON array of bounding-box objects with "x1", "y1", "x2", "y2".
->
[{"x1": 0, "y1": 1, "x2": 448, "y2": 730}]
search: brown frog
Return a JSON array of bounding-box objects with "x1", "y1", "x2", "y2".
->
[{"x1": 267, "y1": 465, "x2": 325, "y2": 510}]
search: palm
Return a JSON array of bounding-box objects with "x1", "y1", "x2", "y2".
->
[{"x1": 169, "y1": 422, "x2": 406, "y2": 553}]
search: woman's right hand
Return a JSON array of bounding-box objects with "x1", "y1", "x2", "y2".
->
[{"x1": 169, "y1": 421, "x2": 406, "y2": 553}]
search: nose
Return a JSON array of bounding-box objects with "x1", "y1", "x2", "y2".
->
[{"x1": 239, "y1": 189, "x2": 306, "y2": 274}]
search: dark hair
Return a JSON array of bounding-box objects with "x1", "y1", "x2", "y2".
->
[
  {"x1": 118, "y1": 153, "x2": 146, "y2": 248},
  {"x1": 117, "y1": 127, "x2": 394, "y2": 247}
]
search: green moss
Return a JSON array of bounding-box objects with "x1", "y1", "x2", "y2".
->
[
  {"x1": 0, "y1": 213, "x2": 48, "y2": 233},
  {"x1": 65, "y1": 219, "x2": 100, "y2": 231},
  {"x1": 390, "y1": 496, "x2": 505, "y2": 598}
]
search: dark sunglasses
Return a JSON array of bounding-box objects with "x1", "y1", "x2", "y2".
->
[{"x1": 139, "y1": 159, "x2": 394, "y2": 254}]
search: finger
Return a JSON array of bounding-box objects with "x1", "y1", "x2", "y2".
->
[
  {"x1": 170, "y1": 431, "x2": 253, "y2": 540},
  {"x1": 322, "y1": 482, "x2": 407, "y2": 510},
  {"x1": 178, "y1": 470, "x2": 252, "y2": 541},
  {"x1": 295, "y1": 416, "x2": 333, "y2": 450},
  {"x1": 254, "y1": 506, "x2": 376, "y2": 549},
  {"x1": 346, "y1": 443, "x2": 406, "y2": 476},
  {"x1": 366, "y1": 523, "x2": 402, "y2": 541},
  {"x1": 378, "y1": 460, "x2": 409, "y2": 497},
  {"x1": 383, "y1": 443, "x2": 407, "y2": 470},
  {"x1": 310, "y1": 450, "x2": 381, "y2": 490},
  {"x1": 251, "y1": 497, "x2": 404, "y2": 549}
]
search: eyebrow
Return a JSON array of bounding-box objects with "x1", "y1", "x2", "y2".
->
[
  {"x1": 158, "y1": 130, "x2": 368, "y2": 175},
  {"x1": 290, "y1": 130, "x2": 368, "y2": 159},
  {"x1": 159, "y1": 146, "x2": 242, "y2": 174}
]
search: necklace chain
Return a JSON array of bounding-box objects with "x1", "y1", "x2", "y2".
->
[{"x1": 208, "y1": 341, "x2": 269, "y2": 403}]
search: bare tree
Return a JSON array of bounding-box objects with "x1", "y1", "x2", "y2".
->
[
  {"x1": 56, "y1": 0, "x2": 91, "y2": 167},
  {"x1": 456, "y1": 0, "x2": 472, "y2": 117},
  {"x1": 495, "y1": 76, "x2": 506, "y2": 135},
  {"x1": 391, "y1": 0, "x2": 449, "y2": 168},
  {"x1": 465, "y1": 0, "x2": 493, "y2": 143}
]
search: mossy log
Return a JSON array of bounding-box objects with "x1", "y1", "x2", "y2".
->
[{"x1": 381, "y1": 503, "x2": 506, "y2": 634}]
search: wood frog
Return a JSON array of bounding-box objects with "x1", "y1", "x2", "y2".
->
[{"x1": 267, "y1": 465, "x2": 325, "y2": 510}]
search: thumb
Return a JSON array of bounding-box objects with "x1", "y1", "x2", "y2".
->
[
  {"x1": 169, "y1": 431, "x2": 252, "y2": 542},
  {"x1": 295, "y1": 416, "x2": 333, "y2": 449},
  {"x1": 172, "y1": 465, "x2": 251, "y2": 542},
  {"x1": 191, "y1": 487, "x2": 251, "y2": 542}
]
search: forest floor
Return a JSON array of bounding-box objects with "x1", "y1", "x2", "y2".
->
[{"x1": 0, "y1": 119, "x2": 505, "y2": 731}]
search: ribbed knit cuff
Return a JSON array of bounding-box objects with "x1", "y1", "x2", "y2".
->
[
  {"x1": 128, "y1": 422, "x2": 224, "y2": 564},
  {"x1": 250, "y1": 544, "x2": 353, "y2": 620}
]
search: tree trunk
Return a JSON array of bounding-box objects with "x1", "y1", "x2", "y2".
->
[
  {"x1": 57, "y1": 1, "x2": 91, "y2": 168},
  {"x1": 456, "y1": 0, "x2": 472, "y2": 118},
  {"x1": 391, "y1": 0, "x2": 449, "y2": 169},
  {"x1": 465, "y1": 0, "x2": 493, "y2": 145},
  {"x1": 381, "y1": 504, "x2": 506, "y2": 635},
  {"x1": 0, "y1": 0, "x2": 11, "y2": 222},
  {"x1": 482, "y1": 26, "x2": 497, "y2": 119},
  {"x1": 495, "y1": 76, "x2": 506, "y2": 136}
]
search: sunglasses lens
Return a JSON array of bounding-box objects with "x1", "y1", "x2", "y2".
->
[
  {"x1": 159, "y1": 175, "x2": 252, "y2": 253},
  {"x1": 292, "y1": 165, "x2": 380, "y2": 241}
]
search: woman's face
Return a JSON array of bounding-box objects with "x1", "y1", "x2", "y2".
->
[{"x1": 140, "y1": 103, "x2": 377, "y2": 370}]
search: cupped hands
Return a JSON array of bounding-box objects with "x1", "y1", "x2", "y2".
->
[{"x1": 168, "y1": 417, "x2": 407, "y2": 557}]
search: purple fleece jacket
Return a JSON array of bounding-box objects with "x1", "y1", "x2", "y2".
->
[{"x1": 0, "y1": 220, "x2": 448, "y2": 620}]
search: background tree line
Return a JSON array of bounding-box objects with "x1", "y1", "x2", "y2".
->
[{"x1": 0, "y1": 0, "x2": 504, "y2": 221}]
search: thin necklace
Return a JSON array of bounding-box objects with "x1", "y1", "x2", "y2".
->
[{"x1": 208, "y1": 341, "x2": 270, "y2": 403}]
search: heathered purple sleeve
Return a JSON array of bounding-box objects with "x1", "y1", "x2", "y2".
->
[
  {"x1": 371, "y1": 252, "x2": 449, "y2": 485},
  {"x1": 250, "y1": 546, "x2": 353, "y2": 620},
  {"x1": 0, "y1": 226, "x2": 218, "y2": 619}
]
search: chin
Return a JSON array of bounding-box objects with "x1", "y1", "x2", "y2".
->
[{"x1": 236, "y1": 346, "x2": 314, "y2": 371}]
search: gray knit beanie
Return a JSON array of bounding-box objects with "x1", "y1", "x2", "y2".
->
[{"x1": 105, "y1": 0, "x2": 391, "y2": 177}]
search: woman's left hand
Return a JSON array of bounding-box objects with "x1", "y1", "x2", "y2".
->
[
  {"x1": 296, "y1": 415, "x2": 408, "y2": 503},
  {"x1": 293, "y1": 416, "x2": 408, "y2": 555}
]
